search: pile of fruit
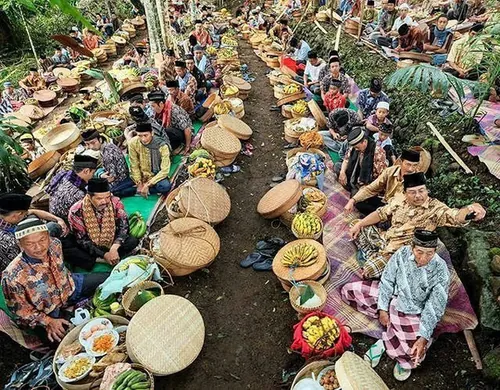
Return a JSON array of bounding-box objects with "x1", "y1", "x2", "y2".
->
[
  {"x1": 214, "y1": 101, "x2": 232, "y2": 115},
  {"x1": 292, "y1": 212, "x2": 322, "y2": 238},
  {"x1": 281, "y1": 242, "x2": 319, "y2": 268},
  {"x1": 142, "y1": 72, "x2": 158, "y2": 90},
  {"x1": 284, "y1": 84, "x2": 301, "y2": 95},
  {"x1": 299, "y1": 188, "x2": 327, "y2": 214},
  {"x1": 130, "y1": 287, "x2": 161, "y2": 312},
  {"x1": 221, "y1": 35, "x2": 238, "y2": 46},
  {"x1": 92, "y1": 288, "x2": 118, "y2": 316},
  {"x1": 109, "y1": 67, "x2": 140, "y2": 82},
  {"x1": 319, "y1": 368, "x2": 340, "y2": 390},
  {"x1": 115, "y1": 256, "x2": 149, "y2": 273},
  {"x1": 129, "y1": 212, "x2": 147, "y2": 238},
  {"x1": 105, "y1": 127, "x2": 124, "y2": 139},
  {"x1": 188, "y1": 157, "x2": 217, "y2": 179},
  {"x1": 188, "y1": 148, "x2": 212, "y2": 162},
  {"x1": 302, "y1": 315, "x2": 340, "y2": 350},
  {"x1": 111, "y1": 369, "x2": 151, "y2": 390},
  {"x1": 218, "y1": 47, "x2": 236, "y2": 60},
  {"x1": 222, "y1": 85, "x2": 239, "y2": 97},
  {"x1": 206, "y1": 46, "x2": 218, "y2": 56},
  {"x1": 299, "y1": 131, "x2": 323, "y2": 149},
  {"x1": 291, "y1": 100, "x2": 309, "y2": 116}
]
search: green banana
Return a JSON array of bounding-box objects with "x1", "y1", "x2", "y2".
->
[
  {"x1": 128, "y1": 373, "x2": 147, "y2": 385},
  {"x1": 130, "y1": 382, "x2": 150, "y2": 390},
  {"x1": 112, "y1": 370, "x2": 134, "y2": 389}
]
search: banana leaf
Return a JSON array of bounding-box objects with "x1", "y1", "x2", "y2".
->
[{"x1": 83, "y1": 69, "x2": 105, "y2": 80}]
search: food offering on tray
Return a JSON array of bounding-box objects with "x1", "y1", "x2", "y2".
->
[
  {"x1": 299, "y1": 188, "x2": 327, "y2": 214},
  {"x1": 292, "y1": 212, "x2": 323, "y2": 238},
  {"x1": 299, "y1": 131, "x2": 323, "y2": 149},
  {"x1": 302, "y1": 315, "x2": 340, "y2": 350},
  {"x1": 291, "y1": 100, "x2": 309, "y2": 116},
  {"x1": 58, "y1": 353, "x2": 95, "y2": 383},
  {"x1": 290, "y1": 118, "x2": 316, "y2": 133},
  {"x1": 87, "y1": 329, "x2": 120, "y2": 357},
  {"x1": 92, "y1": 288, "x2": 119, "y2": 316},
  {"x1": 214, "y1": 101, "x2": 232, "y2": 115},
  {"x1": 79, "y1": 317, "x2": 114, "y2": 346},
  {"x1": 284, "y1": 84, "x2": 301, "y2": 95},
  {"x1": 57, "y1": 340, "x2": 83, "y2": 362},
  {"x1": 188, "y1": 157, "x2": 217, "y2": 179},
  {"x1": 281, "y1": 241, "x2": 319, "y2": 268},
  {"x1": 318, "y1": 366, "x2": 340, "y2": 390},
  {"x1": 112, "y1": 255, "x2": 151, "y2": 274},
  {"x1": 111, "y1": 368, "x2": 151, "y2": 390}
]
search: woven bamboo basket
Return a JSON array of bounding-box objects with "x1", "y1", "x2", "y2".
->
[
  {"x1": 277, "y1": 92, "x2": 306, "y2": 107},
  {"x1": 126, "y1": 295, "x2": 205, "y2": 376},
  {"x1": 203, "y1": 93, "x2": 222, "y2": 109},
  {"x1": 19, "y1": 104, "x2": 44, "y2": 120},
  {"x1": 122, "y1": 281, "x2": 164, "y2": 317},
  {"x1": 274, "y1": 85, "x2": 285, "y2": 100},
  {"x1": 220, "y1": 84, "x2": 239, "y2": 99},
  {"x1": 284, "y1": 125, "x2": 300, "y2": 144},
  {"x1": 300, "y1": 187, "x2": 328, "y2": 218},
  {"x1": 257, "y1": 179, "x2": 302, "y2": 219},
  {"x1": 279, "y1": 207, "x2": 297, "y2": 227},
  {"x1": 284, "y1": 119, "x2": 319, "y2": 139},
  {"x1": 150, "y1": 236, "x2": 193, "y2": 277},
  {"x1": 308, "y1": 100, "x2": 328, "y2": 130},
  {"x1": 278, "y1": 258, "x2": 330, "y2": 292},
  {"x1": 291, "y1": 109, "x2": 310, "y2": 119},
  {"x1": 282, "y1": 104, "x2": 293, "y2": 119},
  {"x1": 273, "y1": 239, "x2": 327, "y2": 284},
  {"x1": 289, "y1": 281, "x2": 328, "y2": 315},
  {"x1": 228, "y1": 97, "x2": 244, "y2": 115},
  {"x1": 53, "y1": 315, "x2": 129, "y2": 390},
  {"x1": 28, "y1": 151, "x2": 61, "y2": 179},
  {"x1": 291, "y1": 360, "x2": 337, "y2": 389},
  {"x1": 200, "y1": 125, "x2": 241, "y2": 164},
  {"x1": 217, "y1": 113, "x2": 252, "y2": 140},
  {"x1": 165, "y1": 186, "x2": 184, "y2": 221},
  {"x1": 291, "y1": 213, "x2": 324, "y2": 240},
  {"x1": 178, "y1": 178, "x2": 231, "y2": 225}
]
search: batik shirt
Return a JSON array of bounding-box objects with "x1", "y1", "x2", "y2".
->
[
  {"x1": 0, "y1": 97, "x2": 13, "y2": 116},
  {"x1": 0, "y1": 219, "x2": 19, "y2": 271},
  {"x1": 68, "y1": 196, "x2": 129, "y2": 258},
  {"x1": 1, "y1": 238, "x2": 75, "y2": 328},
  {"x1": 48, "y1": 173, "x2": 87, "y2": 220},
  {"x1": 170, "y1": 104, "x2": 193, "y2": 131},
  {"x1": 321, "y1": 72, "x2": 351, "y2": 96},
  {"x1": 379, "y1": 10, "x2": 397, "y2": 33},
  {"x1": 378, "y1": 245, "x2": 450, "y2": 340},
  {"x1": 176, "y1": 72, "x2": 197, "y2": 97},
  {"x1": 356, "y1": 88, "x2": 390, "y2": 118},
  {"x1": 327, "y1": 108, "x2": 359, "y2": 135},
  {"x1": 101, "y1": 142, "x2": 129, "y2": 183}
]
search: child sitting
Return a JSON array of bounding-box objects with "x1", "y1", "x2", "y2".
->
[
  {"x1": 323, "y1": 79, "x2": 347, "y2": 113},
  {"x1": 374, "y1": 123, "x2": 396, "y2": 166},
  {"x1": 365, "y1": 101, "x2": 392, "y2": 133}
]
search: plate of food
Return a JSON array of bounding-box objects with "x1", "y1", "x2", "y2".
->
[
  {"x1": 86, "y1": 329, "x2": 119, "y2": 357},
  {"x1": 317, "y1": 365, "x2": 340, "y2": 390},
  {"x1": 79, "y1": 318, "x2": 113, "y2": 347},
  {"x1": 58, "y1": 353, "x2": 95, "y2": 383}
]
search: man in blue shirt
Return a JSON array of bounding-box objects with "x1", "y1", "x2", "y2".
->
[{"x1": 289, "y1": 37, "x2": 311, "y2": 64}]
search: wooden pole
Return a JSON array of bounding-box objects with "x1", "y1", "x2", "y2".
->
[
  {"x1": 334, "y1": 24, "x2": 341, "y2": 51},
  {"x1": 463, "y1": 330, "x2": 483, "y2": 370},
  {"x1": 426, "y1": 122, "x2": 473, "y2": 174},
  {"x1": 357, "y1": 0, "x2": 364, "y2": 41}
]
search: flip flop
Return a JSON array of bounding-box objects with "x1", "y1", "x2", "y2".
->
[
  {"x1": 252, "y1": 258, "x2": 273, "y2": 271},
  {"x1": 364, "y1": 339, "x2": 385, "y2": 368},
  {"x1": 240, "y1": 253, "x2": 265, "y2": 268},
  {"x1": 393, "y1": 362, "x2": 412, "y2": 381}
]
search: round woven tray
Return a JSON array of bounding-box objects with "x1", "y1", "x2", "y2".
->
[
  {"x1": 203, "y1": 93, "x2": 222, "y2": 109},
  {"x1": 200, "y1": 125, "x2": 242, "y2": 157},
  {"x1": 178, "y1": 177, "x2": 231, "y2": 224},
  {"x1": 122, "y1": 280, "x2": 164, "y2": 317},
  {"x1": 34, "y1": 89, "x2": 57, "y2": 104},
  {"x1": 158, "y1": 217, "x2": 220, "y2": 269},
  {"x1": 53, "y1": 67, "x2": 71, "y2": 78},
  {"x1": 291, "y1": 214, "x2": 324, "y2": 240},
  {"x1": 223, "y1": 75, "x2": 251, "y2": 91},
  {"x1": 289, "y1": 280, "x2": 327, "y2": 315},
  {"x1": 257, "y1": 179, "x2": 302, "y2": 219},
  {"x1": 272, "y1": 239, "x2": 326, "y2": 282},
  {"x1": 277, "y1": 91, "x2": 306, "y2": 107},
  {"x1": 126, "y1": 295, "x2": 205, "y2": 376},
  {"x1": 217, "y1": 114, "x2": 252, "y2": 140},
  {"x1": 18, "y1": 104, "x2": 45, "y2": 120},
  {"x1": 307, "y1": 100, "x2": 328, "y2": 129}
]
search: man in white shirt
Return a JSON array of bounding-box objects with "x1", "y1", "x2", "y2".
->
[
  {"x1": 389, "y1": 3, "x2": 417, "y2": 48},
  {"x1": 303, "y1": 51, "x2": 326, "y2": 95}
]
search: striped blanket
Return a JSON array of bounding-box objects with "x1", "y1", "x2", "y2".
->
[{"x1": 320, "y1": 168, "x2": 478, "y2": 339}]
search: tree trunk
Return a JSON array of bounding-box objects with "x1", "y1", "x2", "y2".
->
[
  {"x1": 104, "y1": 0, "x2": 113, "y2": 18},
  {"x1": 155, "y1": 0, "x2": 167, "y2": 47},
  {"x1": 142, "y1": 0, "x2": 163, "y2": 55},
  {"x1": 18, "y1": 6, "x2": 38, "y2": 64}
]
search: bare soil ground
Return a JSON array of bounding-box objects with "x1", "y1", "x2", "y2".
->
[{"x1": 0, "y1": 38, "x2": 498, "y2": 390}]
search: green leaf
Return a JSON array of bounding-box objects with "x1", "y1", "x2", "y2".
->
[
  {"x1": 103, "y1": 71, "x2": 120, "y2": 103},
  {"x1": 83, "y1": 69, "x2": 105, "y2": 80},
  {"x1": 299, "y1": 285, "x2": 315, "y2": 306},
  {"x1": 49, "y1": 0, "x2": 94, "y2": 30}
]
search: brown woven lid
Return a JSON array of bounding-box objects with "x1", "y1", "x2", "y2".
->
[
  {"x1": 336, "y1": 351, "x2": 389, "y2": 389},
  {"x1": 119, "y1": 82, "x2": 147, "y2": 97},
  {"x1": 57, "y1": 77, "x2": 79, "y2": 87},
  {"x1": 179, "y1": 177, "x2": 231, "y2": 224},
  {"x1": 277, "y1": 92, "x2": 306, "y2": 107},
  {"x1": 33, "y1": 89, "x2": 57, "y2": 103},
  {"x1": 126, "y1": 295, "x2": 205, "y2": 375},
  {"x1": 158, "y1": 217, "x2": 220, "y2": 269},
  {"x1": 131, "y1": 17, "x2": 145, "y2": 26},
  {"x1": 53, "y1": 67, "x2": 71, "y2": 78},
  {"x1": 223, "y1": 75, "x2": 251, "y2": 91},
  {"x1": 111, "y1": 36, "x2": 126, "y2": 45},
  {"x1": 200, "y1": 125, "x2": 241, "y2": 157},
  {"x1": 308, "y1": 100, "x2": 328, "y2": 129},
  {"x1": 257, "y1": 179, "x2": 301, "y2": 219},
  {"x1": 18, "y1": 104, "x2": 45, "y2": 120},
  {"x1": 217, "y1": 114, "x2": 252, "y2": 140},
  {"x1": 249, "y1": 33, "x2": 266, "y2": 44},
  {"x1": 272, "y1": 239, "x2": 326, "y2": 282}
]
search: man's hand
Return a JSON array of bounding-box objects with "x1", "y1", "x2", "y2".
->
[
  {"x1": 468, "y1": 203, "x2": 486, "y2": 221},
  {"x1": 183, "y1": 146, "x2": 190, "y2": 155},
  {"x1": 410, "y1": 337, "x2": 428, "y2": 366},
  {"x1": 329, "y1": 129, "x2": 340, "y2": 140},
  {"x1": 344, "y1": 198, "x2": 355, "y2": 213},
  {"x1": 349, "y1": 221, "x2": 362, "y2": 240},
  {"x1": 139, "y1": 184, "x2": 149, "y2": 199},
  {"x1": 378, "y1": 310, "x2": 390, "y2": 327},
  {"x1": 339, "y1": 171, "x2": 347, "y2": 186},
  {"x1": 46, "y1": 318, "x2": 70, "y2": 343},
  {"x1": 104, "y1": 250, "x2": 119, "y2": 265},
  {"x1": 56, "y1": 218, "x2": 69, "y2": 237}
]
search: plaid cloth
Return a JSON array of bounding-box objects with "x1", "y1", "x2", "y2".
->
[
  {"x1": 342, "y1": 280, "x2": 432, "y2": 369},
  {"x1": 320, "y1": 167, "x2": 478, "y2": 339}
]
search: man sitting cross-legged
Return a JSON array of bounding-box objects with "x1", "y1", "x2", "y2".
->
[
  {"x1": 341, "y1": 229, "x2": 449, "y2": 381},
  {"x1": 68, "y1": 178, "x2": 139, "y2": 266}
]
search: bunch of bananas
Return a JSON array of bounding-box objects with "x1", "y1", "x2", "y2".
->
[
  {"x1": 214, "y1": 101, "x2": 232, "y2": 115},
  {"x1": 112, "y1": 369, "x2": 151, "y2": 390},
  {"x1": 281, "y1": 242, "x2": 318, "y2": 267},
  {"x1": 92, "y1": 288, "x2": 117, "y2": 316},
  {"x1": 116, "y1": 256, "x2": 149, "y2": 272},
  {"x1": 221, "y1": 35, "x2": 238, "y2": 46},
  {"x1": 302, "y1": 315, "x2": 340, "y2": 350},
  {"x1": 189, "y1": 148, "x2": 212, "y2": 162},
  {"x1": 105, "y1": 127, "x2": 123, "y2": 139},
  {"x1": 223, "y1": 85, "x2": 239, "y2": 96},
  {"x1": 129, "y1": 211, "x2": 147, "y2": 238},
  {"x1": 292, "y1": 212, "x2": 322, "y2": 237},
  {"x1": 188, "y1": 157, "x2": 216, "y2": 179},
  {"x1": 284, "y1": 84, "x2": 301, "y2": 94},
  {"x1": 218, "y1": 48, "x2": 236, "y2": 59},
  {"x1": 206, "y1": 46, "x2": 218, "y2": 56},
  {"x1": 299, "y1": 131, "x2": 323, "y2": 149},
  {"x1": 292, "y1": 100, "x2": 309, "y2": 115}
]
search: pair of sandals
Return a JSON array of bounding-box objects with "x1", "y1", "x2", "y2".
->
[
  {"x1": 240, "y1": 237, "x2": 286, "y2": 271},
  {"x1": 4, "y1": 353, "x2": 57, "y2": 390},
  {"x1": 364, "y1": 340, "x2": 411, "y2": 381}
]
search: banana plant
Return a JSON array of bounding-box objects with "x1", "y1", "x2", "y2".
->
[
  {"x1": 0, "y1": 117, "x2": 32, "y2": 193},
  {"x1": 83, "y1": 68, "x2": 121, "y2": 104}
]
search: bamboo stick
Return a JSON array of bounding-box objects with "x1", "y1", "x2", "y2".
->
[
  {"x1": 357, "y1": 1, "x2": 364, "y2": 41},
  {"x1": 426, "y1": 122, "x2": 473, "y2": 174},
  {"x1": 463, "y1": 330, "x2": 483, "y2": 370},
  {"x1": 314, "y1": 20, "x2": 328, "y2": 34},
  {"x1": 334, "y1": 24, "x2": 341, "y2": 51}
]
